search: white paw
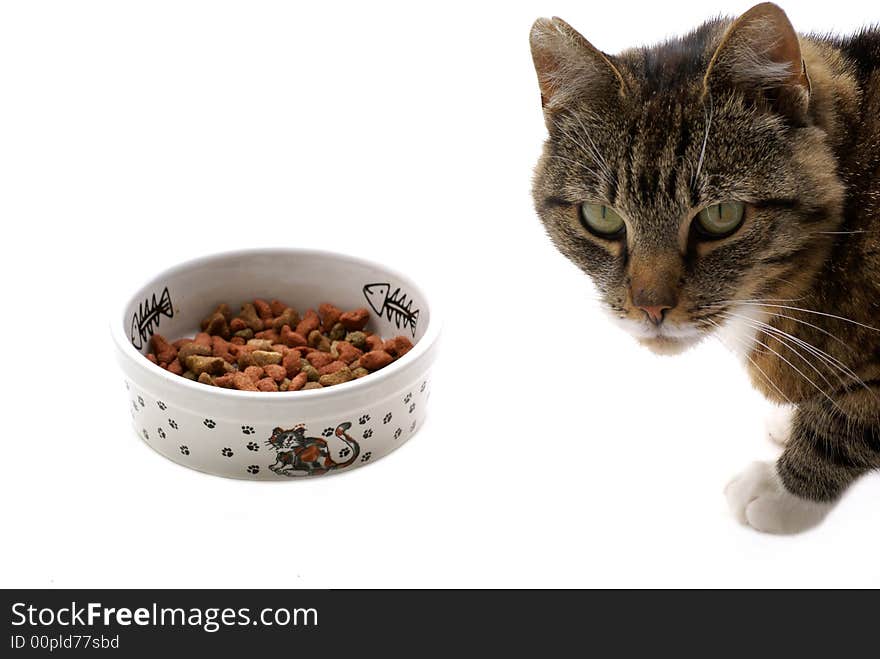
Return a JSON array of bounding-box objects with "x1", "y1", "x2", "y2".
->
[
  {"x1": 765, "y1": 405, "x2": 794, "y2": 446},
  {"x1": 724, "y1": 461, "x2": 832, "y2": 534}
]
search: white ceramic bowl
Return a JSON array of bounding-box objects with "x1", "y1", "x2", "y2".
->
[{"x1": 112, "y1": 248, "x2": 439, "y2": 480}]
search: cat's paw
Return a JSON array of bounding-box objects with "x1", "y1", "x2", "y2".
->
[
  {"x1": 765, "y1": 405, "x2": 794, "y2": 446},
  {"x1": 724, "y1": 461, "x2": 832, "y2": 534}
]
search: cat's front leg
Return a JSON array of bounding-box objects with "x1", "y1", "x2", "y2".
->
[{"x1": 726, "y1": 394, "x2": 878, "y2": 534}]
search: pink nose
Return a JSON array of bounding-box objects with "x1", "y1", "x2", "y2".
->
[{"x1": 636, "y1": 304, "x2": 671, "y2": 326}]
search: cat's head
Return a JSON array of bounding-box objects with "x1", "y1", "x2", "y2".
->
[
  {"x1": 267, "y1": 425, "x2": 305, "y2": 450},
  {"x1": 530, "y1": 3, "x2": 844, "y2": 355}
]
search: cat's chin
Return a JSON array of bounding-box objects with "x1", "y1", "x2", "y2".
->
[
  {"x1": 606, "y1": 314, "x2": 703, "y2": 355},
  {"x1": 637, "y1": 335, "x2": 699, "y2": 356}
]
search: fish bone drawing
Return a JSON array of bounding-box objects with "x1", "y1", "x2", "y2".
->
[
  {"x1": 130, "y1": 286, "x2": 174, "y2": 350},
  {"x1": 363, "y1": 283, "x2": 420, "y2": 337}
]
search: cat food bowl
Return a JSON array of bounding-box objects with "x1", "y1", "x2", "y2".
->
[{"x1": 112, "y1": 248, "x2": 439, "y2": 480}]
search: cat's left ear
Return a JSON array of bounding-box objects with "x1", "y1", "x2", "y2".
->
[
  {"x1": 529, "y1": 17, "x2": 626, "y2": 118},
  {"x1": 704, "y1": 3, "x2": 810, "y2": 123}
]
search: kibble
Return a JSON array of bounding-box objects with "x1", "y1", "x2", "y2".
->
[
  {"x1": 361, "y1": 350, "x2": 394, "y2": 371},
  {"x1": 301, "y1": 360, "x2": 320, "y2": 382},
  {"x1": 187, "y1": 355, "x2": 225, "y2": 376},
  {"x1": 319, "y1": 367, "x2": 354, "y2": 386},
  {"x1": 263, "y1": 364, "x2": 287, "y2": 382},
  {"x1": 256, "y1": 377, "x2": 278, "y2": 392},
  {"x1": 288, "y1": 371, "x2": 309, "y2": 391},
  {"x1": 145, "y1": 298, "x2": 414, "y2": 391},
  {"x1": 339, "y1": 308, "x2": 369, "y2": 330},
  {"x1": 177, "y1": 341, "x2": 212, "y2": 364},
  {"x1": 307, "y1": 351, "x2": 335, "y2": 369}
]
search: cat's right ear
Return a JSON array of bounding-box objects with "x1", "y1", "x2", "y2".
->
[
  {"x1": 529, "y1": 17, "x2": 626, "y2": 118},
  {"x1": 703, "y1": 3, "x2": 810, "y2": 123}
]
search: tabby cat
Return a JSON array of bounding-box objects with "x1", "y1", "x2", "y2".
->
[{"x1": 530, "y1": 3, "x2": 880, "y2": 533}]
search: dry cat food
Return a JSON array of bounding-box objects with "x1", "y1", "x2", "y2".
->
[{"x1": 145, "y1": 299, "x2": 413, "y2": 392}]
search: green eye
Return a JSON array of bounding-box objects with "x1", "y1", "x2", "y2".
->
[
  {"x1": 695, "y1": 202, "x2": 745, "y2": 238},
  {"x1": 579, "y1": 204, "x2": 625, "y2": 238}
]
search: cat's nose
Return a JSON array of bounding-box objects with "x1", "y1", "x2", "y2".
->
[
  {"x1": 635, "y1": 303, "x2": 672, "y2": 326},
  {"x1": 632, "y1": 286, "x2": 676, "y2": 325},
  {"x1": 629, "y1": 252, "x2": 681, "y2": 326}
]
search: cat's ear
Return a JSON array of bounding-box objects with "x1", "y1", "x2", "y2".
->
[
  {"x1": 529, "y1": 17, "x2": 626, "y2": 116},
  {"x1": 704, "y1": 3, "x2": 810, "y2": 122}
]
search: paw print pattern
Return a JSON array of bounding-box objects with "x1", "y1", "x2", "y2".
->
[
  {"x1": 247, "y1": 465, "x2": 260, "y2": 475},
  {"x1": 420, "y1": 381, "x2": 427, "y2": 393},
  {"x1": 394, "y1": 427, "x2": 402, "y2": 440},
  {"x1": 410, "y1": 420, "x2": 417, "y2": 433},
  {"x1": 138, "y1": 395, "x2": 145, "y2": 408},
  {"x1": 241, "y1": 425, "x2": 254, "y2": 435},
  {"x1": 363, "y1": 428, "x2": 373, "y2": 439},
  {"x1": 131, "y1": 401, "x2": 139, "y2": 414},
  {"x1": 221, "y1": 447, "x2": 234, "y2": 457},
  {"x1": 383, "y1": 412, "x2": 392, "y2": 424},
  {"x1": 322, "y1": 427, "x2": 334, "y2": 437},
  {"x1": 361, "y1": 452, "x2": 372, "y2": 463},
  {"x1": 339, "y1": 447, "x2": 351, "y2": 459},
  {"x1": 142, "y1": 429, "x2": 149, "y2": 440},
  {"x1": 358, "y1": 414, "x2": 371, "y2": 425},
  {"x1": 179, "y1": 445, "x2": 190, "y2": 455},
  {"x1": 403, "y1": 393, "x2": 412, "y2": 404},
  {"x1": 168, "y1": 419, "x2": 178, "y2": 430},
  {"x1": 203, "y1": 419, "x2": 215, "y2": 429},
  {"x1": 157, "y1": 401, "x2": 167, "y2": 411},
  {"x1": 246, "y1": 441, "x2": 259, "y2": 452},
  {"x1": 125, "y1": 381, "x2": 130, "y2": 390},
  {"x1": 409, "y1": 403, "x2": 416, "y2": 414},
  {"x1": 158, "y1": 427, "x2": 166, "y2": 439}
]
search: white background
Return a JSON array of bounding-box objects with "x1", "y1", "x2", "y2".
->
[{"x1": 2, "y1": 0, "x2": 878, "y2": 588}]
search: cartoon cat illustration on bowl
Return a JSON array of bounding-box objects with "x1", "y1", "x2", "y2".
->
[{"x1": 266, "y1": 422, "x2": 360, "y2": 476}]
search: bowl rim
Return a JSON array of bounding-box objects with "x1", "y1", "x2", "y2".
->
[{"x1": 111, "y1": 247, "x2": 440, "y2": 403}]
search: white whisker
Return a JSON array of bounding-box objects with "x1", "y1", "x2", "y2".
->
[
  {"x1": 719, "y1": 312, "x2": 839, "y2": 385},
  {"x1": 720, "y1": 309, "x2": 877, "y2": 400},
  {"x1": 569, "y1": 112, "x2": 617, "y2": 186},
  {"x1": 716, "y1": 312, "x2": 842, "y2": 411},
  {"x1": 555, "y1": 121, "x2": 615, "y2": 188},
  {"x1": 705, "y1": 317, "x2": 797, "y2": 408},
  {"x1": 738, "y1": 302, "x2": 880, "y2": 333},
  {"x1": 719, "y1": 310, "x2": 849, "y2": 394},
  {"x1": 692, "y1": 90, "x2": 713, "y2": 190}
]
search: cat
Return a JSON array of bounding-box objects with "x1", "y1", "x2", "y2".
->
[
  {"x1": 530, "y1": 2, "x2": 880, "y2": 533},
  {"x1": 267, "y1": 422, "x2": 360, "y2": 476}
]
